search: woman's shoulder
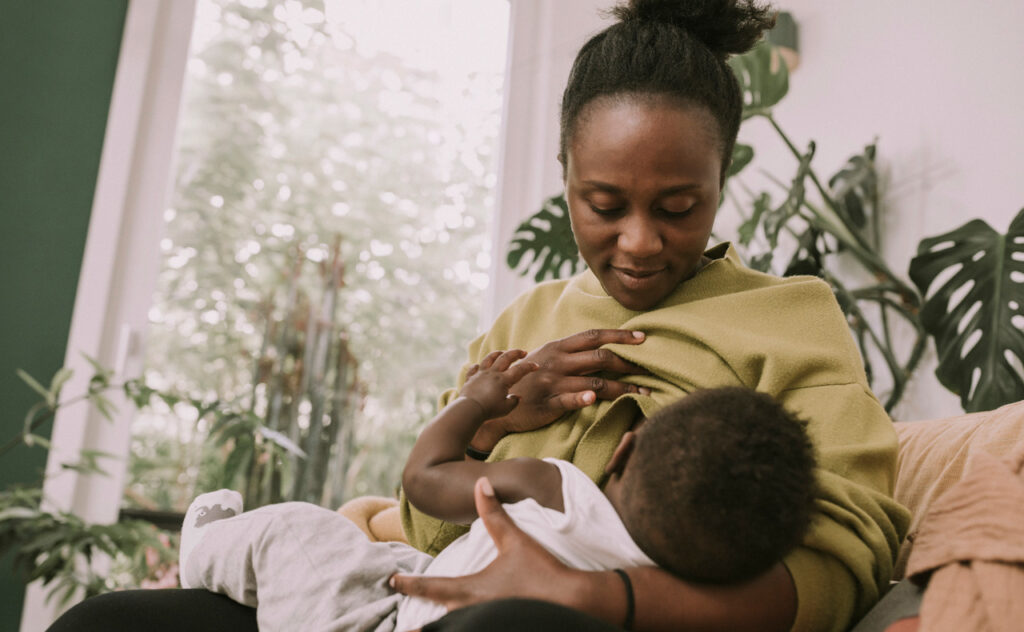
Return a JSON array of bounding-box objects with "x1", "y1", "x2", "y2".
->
[{"x1": 678, "y1": 242, "x2": 836, "y2": 305}]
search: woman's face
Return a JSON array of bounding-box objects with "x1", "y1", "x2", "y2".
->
[{"x1": 564, "y1": 97, "x2": 722, "y2": 311}]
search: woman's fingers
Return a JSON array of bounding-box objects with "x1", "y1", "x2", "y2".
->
[
  {"x1": 474, "y1": 476, "x2": 519, "y2": 552},
  {"x1": 559, "y1": 347, "x2": 650, "y2": 378},
  {"x1": 558, "y1": 328, "x2": 645, "y2": 353},
  {"x1": 547, "y1": 389, "x2": 598, "y2": 412},
  {"x1": 556, "y1": 375, "x2": 650, "y2": 401},
  {"x1": 389, "y1": 573, "x2": 469, "y2": 609}
]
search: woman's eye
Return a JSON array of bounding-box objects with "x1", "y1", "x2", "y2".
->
[
  {"x1": 659, "y1": 205, "x2": 695, "y2": 217},
  {"x1": 589, "y1": 203, "x2": 626, "y2": 216},
  {"x1": 588, "y1": 204, "x2": 624, "y2": 215}
]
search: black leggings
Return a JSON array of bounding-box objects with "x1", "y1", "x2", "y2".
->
[{"x1": 47, "y1": 590, "x2": 622, "y2": 631}]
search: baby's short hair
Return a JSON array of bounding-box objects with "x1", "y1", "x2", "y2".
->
[{"x1": 621, "y1": 386, "x2": 817, "y2": 583}]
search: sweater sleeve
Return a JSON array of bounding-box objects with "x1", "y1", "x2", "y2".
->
[{"x1": 778, "y1": 383, "x2": 910, "y2": 632}]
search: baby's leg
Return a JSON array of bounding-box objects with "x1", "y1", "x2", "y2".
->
[{"x1": 180, "y1": 494, "x2": 432, "y2": 632}]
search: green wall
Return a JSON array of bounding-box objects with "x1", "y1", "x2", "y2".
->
[{"x1": 0, "y1": 0, "x2": 128, "y2": 626}]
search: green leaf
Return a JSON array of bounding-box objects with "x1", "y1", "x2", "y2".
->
[
  {"x1": 82, "y1": 354, "x2": 113, "y2": 390},
  {"x1": 909, "y1": 208, "x2": 1024, "y2": 412},
  {"x1": 738, "y1": 192, "x2": 772, "y2": 245},
  {"x1": 24, "y1": 434, "x2": 52, "y2": 450},
  {"x1": 87, "y1": 392, "x2": 117, "y2": 422},
  {"x1": 49, "y1": 368, "x2": 74, "y2": 401},
  {"x1": 221, "y1": 436, "x2": 254, "y2": 487},
  {"x1": 828, "y1": 144, "x2": 878, "y2": 246},
  {"x1": 728, "y1": 41, "x2": 790, "y2": 120},
  {"x1": 23, "y1": 401, "x2": 48, "y2": 438},
  {"x1": 123, "y1": 380, "x2": 154, "y2": 408},
  {"x1": 17, "y1": 369, "x2": 52, "y2": 404},
  {"x1": 725, "y1": 143, "x2": 754, "y2": 181},
  {"x1": 258, "y1": 426, "x2": 307, "y2": 458},
  {"x1": 748, "y1": 252, "x2": 774, "y2": 273},
  {"x1": 763, "y1": 142, "x2": 815, "y2": 248},
  {"x1": 0, "y1": 507, "x2": 39, "y2": 521},
  {"x1": 506, "y1": 193, "x2": 585, "y2": 282}
]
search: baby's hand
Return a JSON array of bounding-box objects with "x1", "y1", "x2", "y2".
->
[{"x1": 459, "y1": 350, "x2": 539, "y2": 420}]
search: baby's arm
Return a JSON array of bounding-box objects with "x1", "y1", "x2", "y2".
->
[{"x1": 402, "y1": 350, "x2": 563, "y2": 525}]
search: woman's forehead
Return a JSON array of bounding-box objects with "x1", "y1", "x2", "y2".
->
[{"x1": 567, "y1": 97, "x2": 722, "y2": 187}]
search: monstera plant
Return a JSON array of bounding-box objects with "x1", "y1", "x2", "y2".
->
[
  {"x1": 910, "y1": 212, "x2": 1024, "y2": 412},
  {"x1": 506, "y1": 41, "x2": 1024, "y2": 414}
]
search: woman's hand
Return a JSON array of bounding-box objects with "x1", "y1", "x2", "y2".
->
[
  {"x1": 391, "y1": 478, "x2": 798, "y2": 632},
  {"x1": 470, "y1": 329, "x2": 649, "y2": 449},
  {"x1": 390, "y1": 477, "x2": 586, "y2": 611}
]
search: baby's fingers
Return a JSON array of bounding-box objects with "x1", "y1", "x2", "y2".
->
[
  {"x1": 478, "y1": 351, "x2": 504, "y2": 370},
  {"x1": 489, "y1": 349, "x2": 528, "y2": 372},
  {"x1": 464, "y1": 364, "x2": 480, "y2": 379}
]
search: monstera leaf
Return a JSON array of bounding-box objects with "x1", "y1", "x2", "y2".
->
[
  {"x1": 728, "y1": 41, "x2": 789, "y2": 120},
  {"x1": 506, "y1": 193, "x2": 585, "y2": 282},
  {"x1": 828, "y1": 144, "x2": 877, "y2": 247},
  {"x1": 725, "y1": 142, "x2": 754, "y2": 181},
  {"x1": 909, "y1": 208, "x2": 1024, "y2": 412}
]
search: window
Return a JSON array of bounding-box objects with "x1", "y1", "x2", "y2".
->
[{"x1": 123, "y1": 0, "x2": 510, "y2": 513}]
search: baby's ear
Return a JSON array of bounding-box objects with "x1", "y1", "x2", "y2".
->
[{"x1": 605, "y1": 431, "x2": 636, "y2": 475}]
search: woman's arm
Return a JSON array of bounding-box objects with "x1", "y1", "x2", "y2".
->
[{"x1": 391, "y1": 476, "x2": 796, "y2": 632}]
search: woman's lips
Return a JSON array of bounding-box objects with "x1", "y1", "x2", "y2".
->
[{"x1": 611, "y1": 265, "x2": 666, "y2": 290}]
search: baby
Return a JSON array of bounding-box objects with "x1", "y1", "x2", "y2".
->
[{"x1": 178, "y1": 350, "x2": 816, "y2": 631}]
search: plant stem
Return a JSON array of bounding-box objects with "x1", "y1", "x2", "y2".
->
[{"x1": 0, "y1": 391, "x2": 106, "y2": 459}]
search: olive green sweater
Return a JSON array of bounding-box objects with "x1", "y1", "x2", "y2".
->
[{"x1": 401, "y1": 243, "x2": 910, "y2": 632}]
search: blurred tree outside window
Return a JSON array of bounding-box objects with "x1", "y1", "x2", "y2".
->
[{"x1": 124, "y1": 0, "x2": 509, "y2": 514}]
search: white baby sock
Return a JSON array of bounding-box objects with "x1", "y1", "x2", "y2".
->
[{"x1": 179, "y1": 489, "x2": 243, "y2": 588}]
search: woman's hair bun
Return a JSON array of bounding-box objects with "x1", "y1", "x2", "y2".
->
[{"x1": 610, "y1": 0, "x2": 776, "y2": 59}]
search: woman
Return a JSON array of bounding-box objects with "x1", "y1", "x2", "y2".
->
[
  {"x1": 49, "y1": 1, "x2": 907, "y2": 631},
  {"x1": 393, "y1": 1, "x2": 908, "y2": 630}
]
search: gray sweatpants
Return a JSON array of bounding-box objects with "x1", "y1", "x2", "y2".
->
[{"x1": 182, "y1": 501, "x2": 434, "y2": 632}]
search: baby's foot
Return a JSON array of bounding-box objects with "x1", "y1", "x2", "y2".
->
[{"x1": 179, "y1": 489, "x2": 243, "y2": 588}]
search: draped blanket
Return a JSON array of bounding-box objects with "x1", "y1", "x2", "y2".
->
[{"x1": 906, "y1": 444, "x2": 1024, "y2": 632}]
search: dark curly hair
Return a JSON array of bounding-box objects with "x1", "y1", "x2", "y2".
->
[
  {"x1": 619, "y1": 386, "x2": 817, "y2": 583},
  {"x1": 559, "y1": 0, "x2": 776, "y2": 181}
]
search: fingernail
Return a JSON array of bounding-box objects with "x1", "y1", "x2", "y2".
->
[
  {"x1": 388, "y1": 575, "x2": 397, "y2": 589},
  {"x1": 639, "y1": 387, "x2": 651, "y2": 395},
  {"x1": 582, "y1": 391, "x2": 596, "y2": 404},
  {"x1": 632, "y1": 331, "x2": 645, "y2": 340},
  {"x1": 480, "y1": 477, "x2": 495, "y2": 497}
]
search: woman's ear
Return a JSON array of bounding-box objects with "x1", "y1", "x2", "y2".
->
[{"x1": 604, "y1": 431, "x2": 636, "y2": 475}]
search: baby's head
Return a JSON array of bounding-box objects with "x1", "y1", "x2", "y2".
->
[{"x1": 605, "y1": 386, "x2": 817, "y2": 583}]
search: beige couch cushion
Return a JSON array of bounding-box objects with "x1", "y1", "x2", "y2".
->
[{"x1": 892, "y1": 400, "x2": 1024, "y2": 578}]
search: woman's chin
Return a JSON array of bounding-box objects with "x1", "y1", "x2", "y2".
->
[{"x1": 604, "y1": 273, "x2": 671, "y2": 311}]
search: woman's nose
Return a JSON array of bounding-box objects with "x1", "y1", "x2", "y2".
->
[{"x1": 617, "y1": 214, "x2": 662, "y2": 258}]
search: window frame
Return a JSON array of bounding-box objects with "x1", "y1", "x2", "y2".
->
[{"x1": 21, "y1": 1, "x2": 197, "y2": 627}]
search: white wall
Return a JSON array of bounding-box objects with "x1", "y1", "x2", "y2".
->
[
  {"x1": 486, "y1": 0, "x2": 610, "y2": 322},
  {"x1": 492, "y1": 0, "x2": 1024, "y2": 420}
]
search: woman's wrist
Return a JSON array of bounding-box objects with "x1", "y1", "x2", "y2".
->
[
  {"x1": 468, "y1": 418, "x2": 508, "y2": 453},
  {"x1": 560, "y1": 569, "x2": 630, "y2": 627}
]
